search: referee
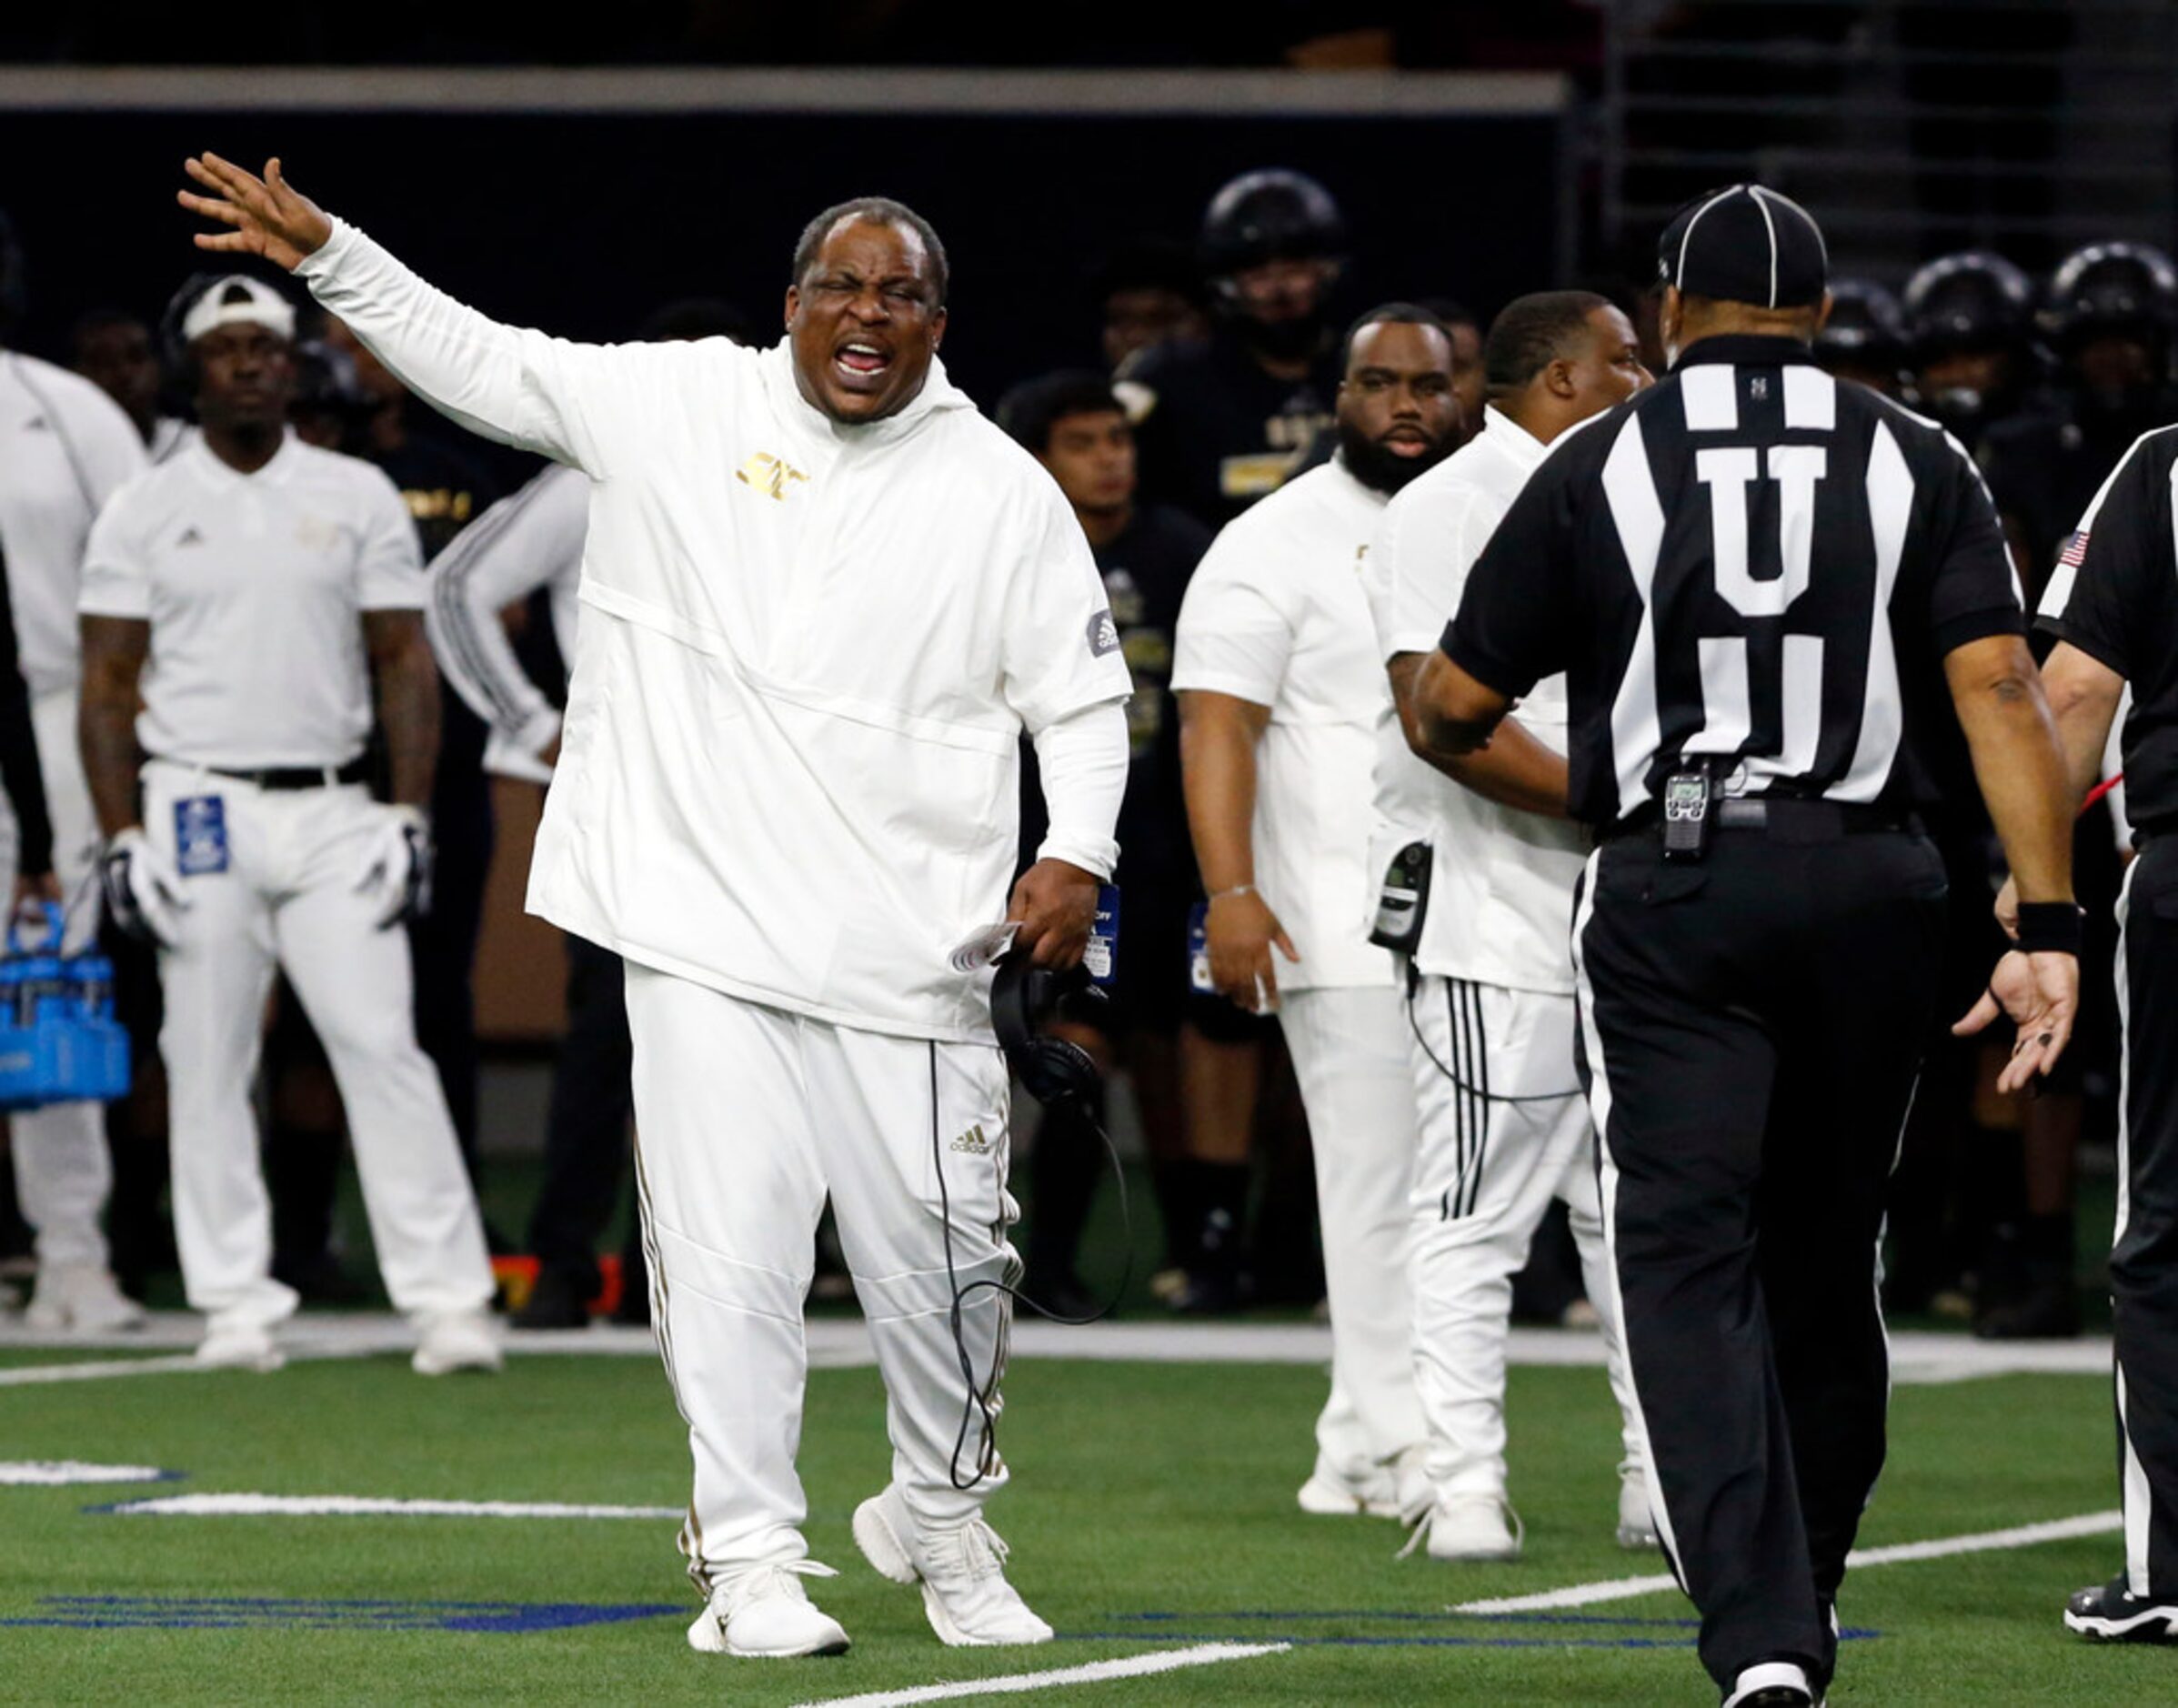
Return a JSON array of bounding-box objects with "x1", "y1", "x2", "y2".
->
[
  {"x1": 2033, "y1": 427, "x2": 2178, "y2": 1643},
  {"x1": 1415, "y1": 186, "x2": 2080, "y2": 1707}
]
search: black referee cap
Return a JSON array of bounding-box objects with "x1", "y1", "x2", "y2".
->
[{"x1": 1656, "y1": 184, "x2": 1828, "y2": 310}]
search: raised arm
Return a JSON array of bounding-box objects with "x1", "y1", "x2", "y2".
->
[{"x1": 179, "y1": 154, "x2": 613, "y2": 469}]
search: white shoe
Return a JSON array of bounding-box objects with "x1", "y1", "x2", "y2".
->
[
  {"x1": 24, "y1": 1265, "x2": 146, "y2": 1332},
  {"x1": 1296, "y1": 1455, "x2": 1401, "y2": 1519},
  {"x1": 412, "y1": 1310, "x2": 503, "y2": 1376},
  {"x1": 853, "y1": 1484, "x2": 1054, "y2": 1646},
  {"x1": 687, "y1": 1561, "x2": 850, "y2": 1658},
  {"x1": 1407, "y1": 1493, "x2": 1523, "y2": 1562},
  {"x1": 195, "y1": 1319, "x2": 285, "y2": 1372},
  {"x1": 1721, "y1": 1660, "x2": 1815, "y2": 1706}
]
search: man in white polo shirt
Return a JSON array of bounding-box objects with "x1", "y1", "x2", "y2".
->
[
  {"x1": 0, "y1": 207, "x2": 148, "y2": 1332},
  {"x1": 1367, "y1": 289, "x2": 1654, "y2": 1560},
  {"x1": 1174, "y1": 306, "x2": 1460, "y2": 1520},
  {"x1": 75, "y1": 273, "x2": 498, "y2": 1378}
]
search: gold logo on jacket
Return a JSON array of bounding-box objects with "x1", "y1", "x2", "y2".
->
[{"x1": 736, "y1": 452, "x2": 811, "y2": 501}]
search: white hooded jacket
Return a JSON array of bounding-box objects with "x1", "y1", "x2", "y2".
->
[{"x1": 298, "y1": 220, "x2": 1131, "y2": 1042}]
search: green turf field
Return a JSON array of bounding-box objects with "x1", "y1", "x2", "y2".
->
[{"x1": 0, "y1": 1347, "x2": 2160, "y2": 1705}]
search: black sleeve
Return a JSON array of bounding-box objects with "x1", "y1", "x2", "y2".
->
[
  {"x1": 1440, "y1": 453, "x2": 1578, "y2": 698},
  {"x1": 0, "y1": 539, "x2": 52, "y2": 878},
  {"x1": 2033, "y1": 434, "x2": 2163, "y2": 678},
  {"x1": 1922, "y1": 437, "x2": 2028, "y2": 658}
]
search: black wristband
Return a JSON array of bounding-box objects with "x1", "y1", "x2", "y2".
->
[{"x1": 2015, "y1": 901, "x2": 2084, "y2": 957}]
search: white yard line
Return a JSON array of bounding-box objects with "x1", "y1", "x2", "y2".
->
[
  {"x1": 790, "y1": 1643, "x2": 1292, "y2": 1708},
  {"x1": 1453, "y1": 1510, "x2": 2125, "y2": 1614},
  {"x1": 0, "y1": 1354, "x2": 208, "y2": 1386},
  {"x1": 99, "y1": 1492, "x2": 684, "y2": 1520},
  {"x1": 0, "y1": 1312, "x2": 2123, "y2": 1382}
]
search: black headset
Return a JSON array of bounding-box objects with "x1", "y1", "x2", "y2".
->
[{"x1": 989, "y1": 949, "x2": 1105, "y2": 1109}]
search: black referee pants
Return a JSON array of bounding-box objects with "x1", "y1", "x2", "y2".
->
[
  {"x1": 2113, "y1": 837, "x2": 2178, "y2": 1599},
  {"x1": 1571, "y1": 828, "x2": 1946, "y2": 1693}
]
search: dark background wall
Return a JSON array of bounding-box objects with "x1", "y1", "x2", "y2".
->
[{"x1": 5, "y1": 105, "x2": 1565, "y2": 417}]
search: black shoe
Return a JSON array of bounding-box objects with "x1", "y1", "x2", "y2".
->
[
  {"x1": 1026, "y1": 1272, "x2": 1101, "y2": 1322},
  {"x1": 512, "y1": 1269, "x2": 593, "y2": 1330},
  {"x1": 2065, "y1": 1575, "x2": 2178, "y2": 1642},
  {"x1": 1729, "y1": 1693, "x2": 1812, "y2": 1707},
  {"x1": 1974, "y1": 1267, "x2": 2081, "y2": 1340}
]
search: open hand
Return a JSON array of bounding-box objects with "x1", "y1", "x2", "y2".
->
[
  {"x1": 1953, "y1": 947, "x2": 2079, "y2": 1095},
  {"x1": 1206, "y1": 888, "x2": 1297, "y2": 1013},
  {"x1": 1006, "y1": 859, "x2": 1099, "y2": 970},
  {"x1": 177, "y1": 154, "x2": 332, "y2": 271}
]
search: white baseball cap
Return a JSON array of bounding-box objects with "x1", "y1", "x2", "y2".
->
[{"x1": 181, "y1": 275, "x2": 296, "y2": 345}]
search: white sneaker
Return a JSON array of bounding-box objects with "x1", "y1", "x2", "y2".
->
[
  {"x1": 1296, "y1": 1455, "x2": 1401, "y2": 1520},
  {"x1": 1721, "y1": 1660, "x2": 1815, "y2": 1706},
  {"x1": 853, "y1": 1484, "x2": 1053, "y2": 1646},
  {"x1": 411, "y1": 1309, "x2": 503, "y2": 1376},
  {"x1": 195, "y1": 1319, "x2": 285, "y2": 1372},
  {"x1": 1617, "y1": 1468, "x2": 1661, "y2": 1551},
  {"x1": 687, "y1": 1561, "x2": 850, "y2": 1658},
  {"x1": 1407, "y1": 1493, "x2": 1522, "y2": 1562},
  {"x1": 24, "y1": 1265, "x2": 146, "y2": 1332}
]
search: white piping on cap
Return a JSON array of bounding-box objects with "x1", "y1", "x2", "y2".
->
[{"x1": 1674, "y1": 184, "x2": 1745, "y2": 291}]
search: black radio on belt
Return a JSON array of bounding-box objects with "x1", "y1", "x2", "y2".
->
[
  {"x1": 1661, "y1": 769, "x2": 1711, "y2": 863},
  {"x1": 1370, "y1": 840, "x2": 1434, "y2": 954}
]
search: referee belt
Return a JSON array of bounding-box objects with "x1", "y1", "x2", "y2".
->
[
  {"x1": 1608, "y1": 797, "x2": 1920, "y2": 842},
  {"x1": 189, "y1": 758, "x2": 371, "y2": 791}
]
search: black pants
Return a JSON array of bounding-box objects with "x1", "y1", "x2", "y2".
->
[
  {"x1": 2114, "y1": 837, "x2": 2178, "y2": 1597},
  {"x1": 1572, "y1": 827, "x2": 1946, "y2": 1693},
  {"x1": 525, "y1": 933, "x2": 637, "y2": 1297}
]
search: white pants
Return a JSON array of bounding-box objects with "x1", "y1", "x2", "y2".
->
[
  {"x1": 624, "y1": 967, "x2": 1020, "y2": 1588},
  {"x1": 142, "y1": 761, "x2": 493, "y2": 1327},
  {"x1": 1279, "y1": 984, "x2": 1426, "y2": 1482},
  {"x1": 1406, "y1": 973, "x2": 1644, "y2": 1499},
  {"x1": 0, "y1": 688, "x2": 113, "y2": 1271}
]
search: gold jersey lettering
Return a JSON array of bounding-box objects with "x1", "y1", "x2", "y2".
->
[{"x1": 736, "y1": 452, "x2": 812, "y2": 501}]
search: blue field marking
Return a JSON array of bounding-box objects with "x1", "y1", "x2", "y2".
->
[
  {"x1": 1072, "y1": 1611, "x2": 1879, "y2": 1652},
  {"x1": 0, "y1": 1596, "x2": 683, "y2": 1633}
]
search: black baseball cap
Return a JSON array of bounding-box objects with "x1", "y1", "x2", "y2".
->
[{"x1": 1656, "y1": 184, "x2": 1829, "y2": 310}]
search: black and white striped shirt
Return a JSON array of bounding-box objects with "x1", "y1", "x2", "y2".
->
[
  {"x1": 2037, "y1": 424, "x2": 2178, "y2": 834},
  {"x1": 1443, "y1": 334, "x2": 2024, "y2": 829}
]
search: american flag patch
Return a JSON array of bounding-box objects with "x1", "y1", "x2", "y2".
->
[{"x1": 2059, "y1": 530, "x2": 2091, "y2": 568}]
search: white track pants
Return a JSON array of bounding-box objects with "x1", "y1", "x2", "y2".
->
[
  {"x1": 1406, "y1": 973, "x2": 1644, "y2": 1500},
  {"x1": 0, "y1": 689, "x2": 113, "y2": 1271},
  {"x1": 624, "y1": 967, "x2": 1021, "y2": 1588},
  {"x1": 1279, "y1": 984, "x2": 1426, "y2": 1483},
  {"x1": 143, "y1": 761, "x2": 493, "y2": 1327}
]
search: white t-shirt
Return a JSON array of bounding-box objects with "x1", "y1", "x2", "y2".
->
[
  {"x1": 0, "y1": 352, "x2": 148, "y2": 697},
  {"x1": 424, "y1": 462, "x2": 586, "y2": 781},
  {"x1": 78, "y1": 432, "x2": 425, "y2": 769},
  {"x1": 297, "y1": 218, "x2": 1131, "y2": 1044},
  {"x1": 1171, "y1": 457, "x2": 1396, "y2": 991},
  {"x1": 1365, "y1": 405, "x2": 1592, "y2": 994}
]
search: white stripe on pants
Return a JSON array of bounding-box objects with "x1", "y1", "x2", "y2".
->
[
  {"x1": 1278, "y1": 983, "x2": 1425, "y2": 1483},
  {"x1": 624, "y1": 966, "x2": 1020, "y2": 1586},
  {"x1": 1406, "y1": 971, "x2": 1645, "y2": 1500},
  {"x1": 1, "y1": 689, "x2": 113, "y2": 1270},
  {"x1": 144, "y1": 761, "x2": 493, "y2": 1327}
]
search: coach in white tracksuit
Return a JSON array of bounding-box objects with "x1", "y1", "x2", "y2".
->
[
  {"x1": 175, "y1": 157, "x2": 1130, "y2": 1657},
  {"x1": 77, "y1": 276, "x2": 498, "y2": 1378},
  {"x1": 1367, "y1": 290, "x2": 1654, "y2": 1561},
  {"x1": 1174, "y1": 309, "x2": 1460, "y2": 1521},
  {"x1": 0, "y1": 337, "x2": 147, "y2": 1331}
]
